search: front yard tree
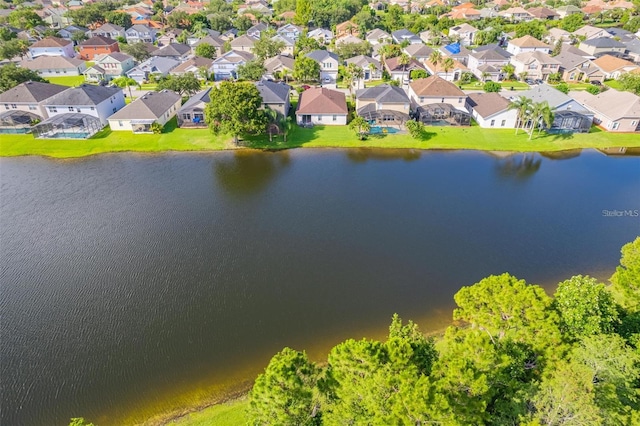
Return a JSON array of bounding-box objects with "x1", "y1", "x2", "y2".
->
[
  {"x1": 349, "y1": 116, "x2": 370, "y2": 140},
  {"x1": 194, "y1": 42, "x2": 217, "y2": 59},
  {"x1": 121, "y1": 42, "x2": 151, "y2": 62},
  {"x1": 483, "y1": 81, "x2": 501, "y2": 92},
  {"x1": 293, "y1": 56, "x2": 320, "y2": 83},
  {"x1": 112, "y1": 76, "x2": 139, "y2": 100},
  {"x1": 254, "y1": 36, "x2": 286, "y2": 61},
  {"x1": 106, "y1": 11, "x2": 133, "y2": 30},
  {"x1": 156, "y1": 73, "x2": 202, "y2": 96},
  {"x1": 237, "y1": 60, "x2": 266, "y2": 81},
  {"x1": 0, "y1": 63, "x2": 45, "y2": 92},
  {"x1": 204, "y1": 81, "x2": 267, "y2": 145}
]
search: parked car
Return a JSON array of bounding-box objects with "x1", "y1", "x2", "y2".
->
[
  {"x1": 534, "y1": 79, "x2": 543, "y2": 85},
  {"x1": 525, "y1": 78, "x2": 535, "y2": 85},
  {"x1": 590, "y1": 80, "x2": 602, "y2": 86}
]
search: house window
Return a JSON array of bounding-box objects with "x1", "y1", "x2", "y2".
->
[
  {"x1": 50, "y1": 107, "x2": 57, "y2": 113},
  {"x1": 333, "y1": 115, "x2": 337, "y2": 121},
  {"x1": 569, "y1": 73, "x2": 575, "y2": 80},
  {"x1": 183, "y1": 113, "x2": 191, "y2": 120},
  {"x1": 318, "y1": 115, "x2": 322, "y2": 121},
  {"x1": 458, "y1": 97, "x2": 462, "y2": 103},
  {"x1": 441, "y1": 98, "x2": 444, "y2": 103},
  {"x1": 419, "y1": 97, "x2": 424, "y2": 102},
  {"x1": 501, "y1": 120, "x2": 506, "y2": 127},
  {"x1": 612, "y1": 122, "x2": 619, "y2": 130},
  {"x1": 490, "y1": 119, "x2": 495, "y2": 127},
  {"x1": 11, "y1": 104, "x2": 16, "y2": 109},
  {"x1": 68, "y1": 106, "x2": 74, "y2": 111},
  {"x1": 90, "y1": 107, "x2": 95, "y2": 111},
  {"x1": 118, "y1": 121, "x2": 123, "y2": 127},
  {"x1": 29, "y1": 105, "x2": 37, "y2": 110},
  {"x1": 632, "y1": 121, "x2": 637, "y2": 126},
  {"x1": 113, "y1": 107, "x2": 117, "y2": 112},
  {"x1": 4, "y1": 104, "x2": 8, "y2": 110}
]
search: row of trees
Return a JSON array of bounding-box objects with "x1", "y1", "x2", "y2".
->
[
  {"x1": 510, "y1": 96, "x2": 555, "y2": 140},
  {"x1": 249, "y1": 237, "x2": 640, "y2": 425}
]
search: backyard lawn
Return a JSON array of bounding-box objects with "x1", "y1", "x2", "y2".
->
[
  {"x1": 460, "y1": 80, "x2": 530, "y2": 91},
  {"x1": 167, "y1": 398, "x2": 248, "y2": 426},
  {"x1": 45, "y1": 75, "x2": 86, "y2": 86}
]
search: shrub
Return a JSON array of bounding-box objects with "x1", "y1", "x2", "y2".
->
[{"x1": 483, "y1": 81, "x2": 501, "y2": 92}]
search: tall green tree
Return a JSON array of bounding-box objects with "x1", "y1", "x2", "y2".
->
[
  {"x1": 0, "y1": 63, "x2": 46, "y2": 92},
  {"x1": 295, "y1": 0, "x2": 311, "y2": 26},
  {"x1": 293, "y1": 56, "x2": 320, "y2": 82},
  {"x1": 249, "y1": 347, "x2": 320, "y2": 425},
  {"x1": 121, "y1": 42, "x2": 152, "y2": 62},
  {"x1": 112, "y1": 76, "x2": 139, "y2": 100},
  {"x1": 7, "y1": 8, "x2": 43, "y2": 30},
  {"x1": 349, "y1": 115, "x2": 370, "y2": 140},
  {"x1": 611, "y1": 237, "x2": 640, "y2": 310},
  {"x1": 204, "y1": 81, "x2": 267, "y2": 144},
  {"x1": 253, "y1": 37, "x2": 286, "y2": 61},
  {"x1": 156, "y1": 73, "x2": 202, "y2": 96},
  {"x1": 509, "y1": 95, "x2": 533, "y2": 135},
  {"x1": 0, "y1": 38, "x2": 29, "y2": 60},
  {"x1": 528, "y1": 100, "x2": 554, "y2": 139},
  {"x1": 105, "y1": 11, "x2": 133, "y2": 30},
  {"x1": 236, "y1": 60, "x2": 266, "y2": 81},
  {"x1": 194, "y1": 43, "x2": 217, "y2": 59}
]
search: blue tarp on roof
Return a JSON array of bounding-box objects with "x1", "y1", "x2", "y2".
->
[{"x1": 444, "y1": 43, "x2": 461, "y2": 54}]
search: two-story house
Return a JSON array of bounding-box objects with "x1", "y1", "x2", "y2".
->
[
  {"x1": 79, "y1": 36, "x2": 119, "y2": 60},
  {"x1": 468, "y1": 44, "x2": 512, "y2": 81},
  {"x1": 578, "y1": 37, "x2": 626, "y2": 56},
  {"x1": 193, "y1": 35, "x2": 225, "y2": 58},
  {"x1": 306, "y1": 50, "x2": 339, "y2": 85},
  {"x1": 230, "y1": 34, "x2": 258, "y2": 53},
  {"x1": 210, "y1": 50, "x2": 255, "y2": 80},
  {"x1": 125, "y1": 24, "x2": 157, "y2": 44},
  {"x1": 246, "y1": 23, "x2": 268, "y2": 39},
  {"x1": 28, "y1": 36, "x2": 75, "y2": 59},
  {"x1": 255, "y1": 80, "x2": 291, "y2": 117},
  {"x1": 307, "y1": 28, "x2": 333, "y2": 45},
  {"x1": 126, "y1": 56, "x2": 181, "y2": 84},
  {"x1": 153, "y1": 43, "x2": 191, "y2": 61},
  {"x1": 276, "y1": 23, "x2": 302, "y2": 41},
  {"x1": 555, "y1": 50, "x2": 604, "y2": 83},
  {"x1": 92, "y1": 23, "x2": 126, "y2": 40},
  {"x1": 366, "y1": 28, "x2": 392, "y2": 45},
  {"x1": 355, "y1": 84, "x2": 410, "y2": 124},
  {"x1": 408, "y1": 76, "x2": 470, "y2": 125},
  {"x1": 58, "y1": 25, "x2": 91, "y2": 43},
  {"x1": 0, "y1": 81, "x2": 68, "y2": 133},
  {"x1": 448, "y1": 23, "x2": 478, "y2": 46},
  {"x1": 83, "y1": 52, "x2": 135, "y2": 83},
  {"x1": 170, "y1": 56, "x2": 214, "y2": 78},
  {"x1": 510, "y1": 51, "x2": 561, "y2": 82}
]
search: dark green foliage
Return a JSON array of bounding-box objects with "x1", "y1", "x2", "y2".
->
[
  {"x1": 194, "y1": 43, "x2": 217, "y2": 59},
  {"x1": 555, "y1": 82, "x2": 569, "y2": 94},
  {"x1": 406, "y1": 120, "x2": 426, "y2": 139},
  {"x1": 105, "y1": 11, "x2": 133, "y2": 30},
  {"x1": 560, "y1": 13, "x2": 585, "y2": 32},
  {"x1": 7, "y1": 8, "x2": 43, "y2": 30},
  {"x1": 586, "y1": 84, "x2": 601, "y2": 95},
  {"x1": 514, "y1": 21, "x2": 546, "y2": 39},
  {"x1": 483, "y1": 81, "x2": 501, "y2": 92},
  {"x1": 236, "y1": 60, "x2": 266, "y2": 81},
  {"x1": 333, "y1": 41, "x2": 371, "y2": 61},
  {"x1": 121, "y1": 42, "x2": 151, "y2": 62},
  {"x1": 66, "y1": 3, "x2": 115, "y2": 28},
  {"x1": 410, "y1": 69, "x2": 427, "y2": 80},
  {"x1": 617, "y1": 73, "x2": 640, "y2": 96},
  {"x1": 293, "y1": 56, "x2": 320, "y2": 83},
  {"x1": 0, "y1": 38, "x2": 29, "y2": 60},
  {"x1": 156, "y1": 73, "x2": 202, "y2": 96},
  {"x1": 0, "y1": 63, "x2": 46, "y2": 92}
]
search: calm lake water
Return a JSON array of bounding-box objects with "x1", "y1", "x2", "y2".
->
[{"x1": 1, "y1": 149, "x2": 639, "y2": 425}]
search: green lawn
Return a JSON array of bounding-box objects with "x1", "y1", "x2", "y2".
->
[
  {"x1": 45, "y1": 75, "x2": 86, "y2": 87},
  {"x1": 460, "y1": 81, "x2": 530, "y2": 91},
  {"x1": 244, "y1": 124, "x2": 640, "y2": 152},
  {"x1": 0, "y1": 118, "x2": 229, "y2": 158},
  {"x1": 167, "y1": 398, "x2": 248, "y2": 426},
  {"x1": 604, "y1": 79, "x2": 623, "y2": 90}
]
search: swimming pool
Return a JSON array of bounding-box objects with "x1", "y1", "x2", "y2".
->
[{"x1": 369, "y1": 126, "x2": 399, "y2": 134}]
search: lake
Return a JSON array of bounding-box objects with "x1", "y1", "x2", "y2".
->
[{"x1": 1, "y1": 149, "x2": 638, "y2": 425}]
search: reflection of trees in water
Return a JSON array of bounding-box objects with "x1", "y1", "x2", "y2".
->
[
  {"x1": 213, "y1": 151, "x2": 290, "y2": 196},
  {"x1": 540, "y1": 149, "x2": 582, "y2": 160},
  {"x1": 495, "y1": 153, "x2": 542, "y2": 181},
  {"x1": 346, "y1": 148, "x2": 422, "y2": 163}
]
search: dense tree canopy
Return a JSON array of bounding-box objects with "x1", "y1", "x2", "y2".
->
[
  {"x1": 156, "y1": 73, "x2": 202, "y2": 96},
  {"x1": 249, "y1": 237, "x2": 640, "y2": 425},
  {"x1": 0, "y1": 63, "x2": 46, "y2": 92},
  {"x1": 121, "y1": 42, "x2": 152, "y2": 62}
]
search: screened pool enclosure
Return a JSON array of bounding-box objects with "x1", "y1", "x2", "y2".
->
[{"x1": 32, "y1": 113, "x2": 103, "y2": 139}]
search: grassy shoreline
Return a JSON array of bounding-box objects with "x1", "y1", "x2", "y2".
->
[{"x1": 2, "y1": 120, "x2": 640, "y2": 159}]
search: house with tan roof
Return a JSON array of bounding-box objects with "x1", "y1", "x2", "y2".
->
[
  {"x1": 555, "y1": 50, "x2": 604, "y2": 83},
  {"x1": 527, "y1": 7, "x2": 559, "y2": 20},
  {"x1": 366, "y1": 28, "x2": 392, "y2": 45},
  {"x1": 108, "y1": 90, "x2": 181, "y2": 133},
  {"x1": 409, "y1": 76, "x2": 470, "y2": 125},
  {"x1": 498, "y1": 7, "x2": 534, "y2": 22},
  {"x1": 336, "y1": 20, "x2": 359, "y2": 38},
  {"x1": 592, "y1": 55, "x2": 639, "y2": 79},
  {"x1": 21, "y1": 55, "x2": 87, "y2": 77},
  {"x1": 571, "y1": 89, "x2": 640, "y2": 132},
  {"x1": 28, "y1": 36, "x2": 75, "y2": 58},
  {"x1": 506, "y1": 35, "x2": 551, "y2": 56},
  {"x1": 170, "y1": 56, "x2": 214, "y2": 78},
  {"x1": 384, "y1": 56, "x2": 426, "y2": 84},
  {"x1": 465, "y1": 92, "x2": 517, "y2": 128},
  {"x1": 448, "y1": 23, "x2": 478, "y2": 46},
  {"x1": 510, "y1": 51, "x2": 561, "y2": 82},
  {"x1": 556, "y1": 5, "x2": 583, "y2": 18},
  {"x1": 296, "y1": 87, "x2": 347, "y2": 126},
  {"x1": 263, "y1": 55, "x2": 295, "y2": 81},
  {"x1": 423, "y1": 58, "x2": 468, "y2": 82},
  {"x1": 572, "y1": 25, "x2": 611, "y2": 40},
  {"x1": 230, "y1": 34, "x2": 258, "y2": 53}
]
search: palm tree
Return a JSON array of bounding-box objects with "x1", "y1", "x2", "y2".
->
[
  {"x1": 349, "y1": 116, "x2": 371, "y2": 140},
  {"x1": 428, "y1": 50, "x2": 442, "y2": 68},
  {"x1": 442, "y1": 57, "x2": 454, "y2": 81},
  {"x1": 112, "y1": 76, "x2": 139, "y2": 101},
  {"x1": 368, "y1": 62, "x2": 377, "y2": 82},
  {"x1": 509, "y1": 96, "x2": 533, "y2": 135},
  {"x1": 279, "y1": 115, "x2": 293, "y2": 142},
  {"x1": 529, "y1": 101, "x2": 554, "y2": 140},
  {"x1": 501, "y1": 64, "x2": 515, "y2": 81},
  {"x1": 518, "y1": 71, "x2": 529, "y2": 82},
  {"x1": 398, "y1": 53, "x2": 411, "y2": 85},
  {"x1": 481, "y1": 71, "x2": 491, "y2": 82},
  {"x1": 352, "y1": 65, "x2": 364, "y2": 90}
]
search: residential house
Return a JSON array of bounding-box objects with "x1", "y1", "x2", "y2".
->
[
  {"x1": 623, "y1": 38, "x2": 640, "y2": 63},
  {"x1": 42, "y1": 7, "x2": 72, "y2": 28},
  {"x1": 178, "y1": 88, "x2": 210, "y2": 127},
  {"x1": 384, "y1": 56, "x2": 426, "y2": 83},
  {"x1": 445, "y1": 7, "x2": 482, "y2": 20},
  {"x1": 556, "y1": 5, "x2": 583, "y2": 18},
  {"x1": 187, "y1": 29, "x2": 221, "y2": 46},
  {"x1": 125, "y1": 24, "x2": 156, "y2": 43},
  {"x1": 606, "y1": 27, "x2": 635, "y2": 41},
  {"x1": 403, "y1": 44, "x2": 434, "y2": 62},
  {"x1": 246, "y1": 23, "x2": 268, "y2": 39},
  {"x1": 21, "y1": 56, "x2": 87, "y2": 77},
  {"x1": 465, "y1": 92, "x2": 517, "y2": 128},
  {"x1": 92, "y1": 23, "x2": 126, "y2": 40},
  {"x1": 83, "y1": 52, "x2": 135, "y2": 83},
  {"x1": 439, "y1": 43, "x2": 471, "y2": 65},
  {"x1": 230, "y1": 35, "x2": 258, "y2": 53},
  {"x1": 193, "y1": 35, "x2": 225, "y2": 58},
  {"x1": 392, "y1": 29, "x2": 422, "y2": 45},
  {"x1": 277, "y1": 23, "x2": 302, "y2": 41},
  {"x1": 498, "y1": 7, "x2": 534, "y2": 21},
  {"x1": 157, "y1": 29, "x2": 182, "y2": 46},
  {"x1": 572, "y1": 25, "x2": 611, "y2": 40},
  {"x1": 592, "y1": 54, "x2": 640, "y2": 79},
  {"x1": 153, "y1": 43, "x2": 191, "y2": 60},
  {"x1": 170, "y1": 56, "x2": 214, "y2": 78},
  {"x1": 271, "y1": 34, "x2": 295, "y2": 56},
  {"x1": 263, "y1": 54, "x2": 295, "y2": 80},
  {"x1": 255, "y1": 80, "x2": 291, "y2": 117},
  {"x1": 107, "y1": 90, "x2": 181, "y2": 132},
  {"x1": 28, "y1": 36, "x2": 75, "y2": 58},
  {"x1": 527, "y1": 7, "x2": 560, "y2": 20},
  {"x1": 79, "y1": 36, "x2": 119, "y2": 60},
  {"x1": 335, "y1": 20, "x2": 359, "y2": 38},
  {"x1": 555, "y1": 50, "x2": 604, "y2": 83},
  {"x1": 408, "y1": 76, "x2": 470, "y2": 125},
  {"x1": 571, "y1": 89, "x2": 640, "y2": 132},
  {"x1": 306, "y1": 50, "x2": 339, "y2": 85},
  {"x1": 335, "y1": 35, "x2": 364, "y2": 47},
  {"x1": 468, "y1": 44, "x2": 512, "y2": 81},
  {"x1": 58, "y1": 25, "x2": 90, "y2": 43},
  {"x1": 210, "y1": 50, "x2": 254, "y2": 80},
  {"x1": 345, "y1": 55, "x2": 382, "y2": 85},
  {"x1": 512, "y1": 84, "x2": 594, "y2": 132},
  {"x1": 296, "y1": 87, "x2": 347, "y2": 125},
  {"x1": 510, "y1": 51, "x2": 561, "y2": 82},
  {"x1": 126, "y1": 56, "x2": 180, "y2": 84},
  {"x1": 355, "y1": 84, "x2": 410, "y2": 125},
  {"x1": 366, "y1": 28, "x2": 392, "y2": 45},
  {"x1": 423, "y1": 58, "x2": 468, "y2": 82},
  {"x1": 0, "y1": 81, "x2": 68, "y2": 132},
  {"x1": 307, "y1": 28, "x2": 333, "y2": 45},
  {"x1": 419, "y1": 29, "x2": 443, "y2": 45},
  {"x1": 448, "y1": 23, "x2": 478, "y2": 46},
  {"x1": 546, "y1": 28, "x2": 571, "y2": 45},
  {"x1": 506, "y1": 35, "x2": 551, "y2": 56},
  {"x1": 578, "y1": 38, "x2": 626, "y2": 57},
  {"x1": 33, "y1": 84, "x2": 125, "y2": 138}
]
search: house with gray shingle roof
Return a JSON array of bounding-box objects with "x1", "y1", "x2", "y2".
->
[
  {"x1": 465, "y1": 92, "x2": 517, "y2": 128},
  {"x1": 468, "y1": 45, "x2": 511, "y2": 81},
  {"x1": 0, "y1": 81, "x2": 68, "y2": 132},
  {"x1": 255, "y1": 80, "x2": 291, "y2": 117},
  {"x1": 391, "y1": 29, "x2": 422, "y2": 45},
  {"x1": 108, "y1": 90, "x2": 181, "y2": 132},
  {"x1": 263, "y1": 54, "x2": 294, "y2": 80},
  {"x1": 306, "y1": 50, "x2": 339, "y2": 85},
  {"x1": 125, "y1": 24, "x2": 157, "y2": 43},
  {"x1": 20, "y1": 55, "x2": 87, "y2": 77},
  {"x1": 92, "y1": 23, "x2": 125, "y2": 40},
  {"x1": 210, "y1": 50, "x2": 254, "y2": 81},
  {"x1": 555, "y1": 50, "x2": 604, "y2": 83},
  {"x1": 127, "y1": 56, "x2": 180, "y2": 84},
  {"x1": 355, "y1": 84, "x2": 410, "y2": 124},
  {"x1": 178, "y1": 88, "x2": 210, "y2": 127},
  {"x1": 42, "y1": 84, "x2": 125, "y2": 125},
  {"x1": 84, "y1": 52, "x2": 135, "y2": 83},
  {"x1": 153, "y1": 43, "x2": 191, "y2": 60},
  {"x1": 345, "y1": 55, "x2": 382, "y2": 85},
  {"x1": 578, "y1": 37, "x2": 626, "y2": 56}
]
